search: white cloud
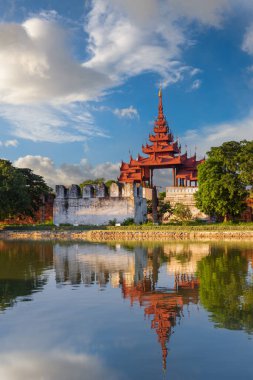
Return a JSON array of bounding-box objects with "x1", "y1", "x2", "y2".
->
[
  {"x1": 84, "y1": 1, "x2": 190, "y2": 85},
  {"x1": 183, "y1": 112, "x2": 253, "y2": 157},
  {"x1": 0, "y1": 18, "x2": 110, "y2": 105},
  {"x1": 3, "y1": 3, "x2": 226, "y2": 109},
  {"x1": 0, "y1": 351, "x2": 119, "y2": 380},
  {"x1": 84, "y1": 0, "x2": 232, "y2": 86},
  {"x1": 191, "y1": 79, "x2": 202, "y2": 90},
  {"x1": 242, "y1": 24, "x2": 253, "y2": 55},
  {"x1": 0, "y1": 139, "x2": 18, "y2": 147},
  {"x1": 190, "y1": 68, "x2": 202, "y2": 77},
  {"x1": 167, "y1": 0, "x2": 229, "y2": 27},
  {"x1": 0, "y1": 16, "x2": 112, "y2": 143},
  {"x1": 90, "y1": 104, "x2": 139, "y2": 119},
  {"x1": 0, "y1": 2, "x2": 243, "y2": 146},
  {"x1": 113, "y1": 106, "x2": 139, "y2": 119},
  {"x1": 14, "y1": 155, "x2": 120, "y2": 187},
  {"x1": 0, "y1": 103, "x2": 106, "y2": 143}
]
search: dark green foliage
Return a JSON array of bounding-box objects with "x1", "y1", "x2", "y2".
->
[
  {"x1": 0, "y1": 160, "x2": 30, "y2": 219},
  {"x1": 79, "y1": 178, "x2": 117, "y2": 190},
  {"x1": 158, "y1": 191, "x2": 166, "y2": 200},
  {"x1": 108, "y1": 218, "x2": 117, "y2": 226},
  {"x1": 146, "y1": 200, "x2": 152, "y2": 214},
  {"x1": 105, "y1": 179, "x2": 117, "y2": 188},
  {"x1": 121, "y1": 218, "x2": 135, "y2": 226},
  {"x1": 18, "y1": 168, "x2": 52, "y2": 215},
  {"x1": 159, "y1": 202, "x2": 172, "y2": 215},
  {"x1": 195, "y1": 141, "x2": 252, "y2": 221},
  {"x1": 79, "y1": 178, "x2": 105, "y2": 188},
  {"x1": 0, "y1": 159, "x2": 51, "y2": 220}
]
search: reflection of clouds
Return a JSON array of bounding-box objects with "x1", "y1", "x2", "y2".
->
[{"x1": 0, "y1": 351, "x2": 121, "y2": 380}]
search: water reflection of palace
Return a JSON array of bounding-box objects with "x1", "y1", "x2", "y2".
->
[
  {"x1": 2, "y1": 240, "x2": 253, "y2": 374},
  {"x1": 53, "y1": 242, "x2": 209, "y2": 370}
]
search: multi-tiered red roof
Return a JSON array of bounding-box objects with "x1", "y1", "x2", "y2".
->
[{"x1": 118, "y1": 89, "x2": 204, "y2": 187}]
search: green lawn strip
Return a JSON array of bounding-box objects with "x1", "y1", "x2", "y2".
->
[{"x1": 1, "y1": 222, "x2": 253, "y2": 232}]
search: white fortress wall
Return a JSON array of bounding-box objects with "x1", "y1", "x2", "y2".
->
[{"x1": 53, "y1": 182, "x2": 147, "y2": 225}]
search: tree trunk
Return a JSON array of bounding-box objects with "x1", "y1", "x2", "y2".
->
[{"x1": 152, "y1": 186, "x2": 158, "y2": 223}]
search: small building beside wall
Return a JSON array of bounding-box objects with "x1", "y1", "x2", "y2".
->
[{"x1": 165, "y1": 186, "x2": 208, "y2": 220}]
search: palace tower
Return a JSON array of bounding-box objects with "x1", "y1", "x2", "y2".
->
[{"x1": 118, "y1": 89, "x2": 204, "y2": 187}]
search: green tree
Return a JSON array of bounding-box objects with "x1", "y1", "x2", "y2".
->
[
  {"x1": 0, "y1": 160, "x2": 30, "y2": 219},
  {"x1": 79, "y1": 178, "x2": 117, "y2": 189},
  {"x1": 0, "y1": 160, "x2": 51, "y2": 220},
  {"x1": 195, "y1": 141, "x2": 251, "y2": 221},
  {"x1": 18, "y1": 168, "x2": 52, "y2": 216},
  {"x1": 237, "y1": 140, "x2": 253, "y2": 185},
  {"x1": 79, "y1": 178, "x2": 105, "y2": 188}
]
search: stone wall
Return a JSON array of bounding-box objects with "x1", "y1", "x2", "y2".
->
[
  {"x1": 53, "y1": 183, "x2": 147, "y2": 226},
  {"x1": 165, "y1": 187, "x2": 208, "y2": 219}
]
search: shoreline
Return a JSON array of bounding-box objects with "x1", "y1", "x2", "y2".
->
[{"x1": 1, "y1": 229, "x2": 253, "y2": 241}]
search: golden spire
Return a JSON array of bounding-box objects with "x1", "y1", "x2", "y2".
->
[{"x1": 158, "y1": 86, "x2": 162, "y2": 97}]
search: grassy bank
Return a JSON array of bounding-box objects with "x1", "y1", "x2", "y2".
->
[{"x1": 1, "y1": 221, "x2": 253, "y2": 232}]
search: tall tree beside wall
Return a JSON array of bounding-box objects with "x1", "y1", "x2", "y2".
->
[
  {"x1": 195, "y1": 141, "x2": 253, "y2": 221},
  {"x1": 0, "y1": 159, "x2": 51, "y2": 220}
]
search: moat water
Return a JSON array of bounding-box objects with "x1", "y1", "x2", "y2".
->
[{"x1": 0, "y1": 240, "x2": 252, "y2": 379}]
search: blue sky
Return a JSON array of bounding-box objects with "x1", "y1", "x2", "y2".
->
[{"x1": 1, "y1": 0, "x2": 253, "y2": 186}]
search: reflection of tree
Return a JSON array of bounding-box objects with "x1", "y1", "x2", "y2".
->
[
  {"x1": 197, "y1": 247, "x2": 253, "y2": 333},
  {"x1": 0, "y1": 241, "x2": 53, "y2": 311}
]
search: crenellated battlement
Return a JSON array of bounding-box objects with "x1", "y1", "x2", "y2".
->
[
  {"x1": 53, "y1": 182, "x2": 146, "y2": 226},
  {"x1": 55, "y1": 182, "x2": 143, "y2": 200}
]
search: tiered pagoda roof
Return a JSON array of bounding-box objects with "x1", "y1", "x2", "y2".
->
[{"x1": 118, "y1": 89, "x2": 204, "y2": 186}]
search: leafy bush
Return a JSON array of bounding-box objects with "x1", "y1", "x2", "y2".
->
[
  {"x1": 80, "y1": 178, "x2": 105, "y2": 188},
  {"x1": 108, "y1": 218, "x2": 117, "y2": 226},
  {"x1": 105, "y1": 180, "x2": 117, "y2": 188},
  {"x1": 173, "y1": 203, "x2": 192, "y2": 221},
  {"x1": 121, "y1": 218, "x2": 135, "y2": 226},
  {"x1": 158, "y1": 191, "x2": 166, "y2": 200}
]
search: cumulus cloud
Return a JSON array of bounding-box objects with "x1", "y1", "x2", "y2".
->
[
  {"x1": 84, "y1": 0, "x2": 232, "y2": 86},
  {"x1": 84, "y1": 0, "x2": 187, "y2": 85},
  {"x1": 0, "y1": 1, "x2": 242, "y2": 145},
  {"x1": 0, "y1": 18, "x2": 110, "y2": 105},
  {"x1": 183, "y1": 112, "x2": 253, "y2": 157},
  {"x1": 2, "y1": 2, "x2": 224, "y2": 108},
  {"x1": 0, "y1": 16, "x2": 112, "y2": 143},
  {"x1": 113, "y1": 106, "x2": 139, "y2": 119},
  {"x1": 0, "y1": 351, "x2": 120, "y2": 380},
  {"x1": 14, "y1": 155, "x2": 120, "y2": 187}
]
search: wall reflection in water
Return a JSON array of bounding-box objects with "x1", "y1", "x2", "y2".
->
[{"x1": 0, "y1": 240, "x2": 253, "y2": 372}]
